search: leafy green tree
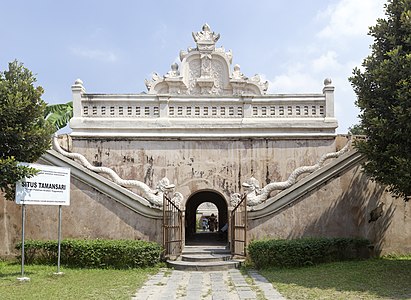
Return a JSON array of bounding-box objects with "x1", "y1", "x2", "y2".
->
[
  {"x1": 350, "y1": 0, "x2": 411, "y2": 201},
  {"x1": 0, "y1": 61, "x2": 54, "y2": 200},
  {"x1": 348, "y1": 123, "x2": 366, "y2": 135}
]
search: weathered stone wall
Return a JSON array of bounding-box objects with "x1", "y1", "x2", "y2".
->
[
  {"x1": 0, "y1": 176, "x2": 162, "y2": 257},
  {"x1": 247, "y1": 165, "x2": 411, "y2": 255},
  {"x1": 2, "y1": 136, "x2": 410, "y2": 257},
  {"x1": 70, "y1": 137, "x2": 336, "y2": 205}
]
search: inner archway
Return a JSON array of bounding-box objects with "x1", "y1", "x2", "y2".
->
[{"x1": 185, "y1": 190, "x2": 228, "y2": 246}]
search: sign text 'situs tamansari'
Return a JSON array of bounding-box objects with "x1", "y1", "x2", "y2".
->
[{"x1": 15, "y1": 163, "x2": 70, "y2": 206}]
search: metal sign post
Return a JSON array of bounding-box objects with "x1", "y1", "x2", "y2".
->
[
  {"x1": 17, "y1": 204, "x2": 30, "y2": 281},
  {"x1": 55, "y1": 205, "x2": 63, "y2": 275},
  {"x1": 15, "y1": 163, "x2": 70, "y2": 280}
]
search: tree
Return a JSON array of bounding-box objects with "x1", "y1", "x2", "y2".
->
[
  {"x1": 350, "y1": 0, "x2": 411, "y2": 201},
  {"x1": 348, "y1": 123, "x2": 366, "y2": 135},
  {"x1": 0, "y1": 61, "x2": 54, "y2": 200}
]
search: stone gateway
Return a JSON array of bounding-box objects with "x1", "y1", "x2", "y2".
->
[{"x1": 0, "y1": 25, "x2": 410, "y2": 258}]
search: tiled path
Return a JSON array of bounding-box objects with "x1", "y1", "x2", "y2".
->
[{"x1": 132, "y1": 268, "x2": 286, "y2": 300}]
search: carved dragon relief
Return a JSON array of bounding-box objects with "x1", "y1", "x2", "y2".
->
[
  {"x1": 231, "y1": 139, "x2": 352, "y2": 207},
  {"x1": 52, "y1": 135, "x2": 183, "y2": 208}
]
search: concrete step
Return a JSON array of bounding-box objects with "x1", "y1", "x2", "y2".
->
[
  {"x1": 182, "y1": 245, "x2": 230, "y2": 255},
  {"x1": 181, "y1": 253, "x2": 232, "y2": 262},
  {"x1": 166, "y1": 259, "x2": 242, "y2": 271},
  {"x1": 167, "y1": 245, "x2": 244, "y2": 271}
]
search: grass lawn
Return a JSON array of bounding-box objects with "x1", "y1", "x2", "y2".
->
[
  {"x1": 258, "y1": 256, "x2": 411, "y2": 300},
  {"x1": 0, "y1": 260, "x2": 159, "y2": 300}
]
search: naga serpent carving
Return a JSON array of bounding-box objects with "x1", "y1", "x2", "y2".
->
[
  {"x1": 232, "y1": 139, "x2": 352, "y2": 207},
  {"x1": 52, "y1": 135, "x2": 182, "y2": 208}
]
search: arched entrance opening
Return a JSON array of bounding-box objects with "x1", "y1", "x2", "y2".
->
[{"x1": 185, "y1": 190, "x2": 228, "y2": 246}]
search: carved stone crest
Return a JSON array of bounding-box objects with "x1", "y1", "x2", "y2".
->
[
  {"x1": 192, "y1": 23, "x2": 220, "y2": 47},
  {"x1": 145, "y1": 24, "x2": 269, "y2": 96}
]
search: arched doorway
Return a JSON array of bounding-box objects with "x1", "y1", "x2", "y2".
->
[{"x1": 185, "y1": 190, "x2": 228, "y2": 246}]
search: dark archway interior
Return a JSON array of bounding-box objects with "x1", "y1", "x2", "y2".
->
[{"x1": 185, "y1": 191, "x2": 228, "y2": 245}]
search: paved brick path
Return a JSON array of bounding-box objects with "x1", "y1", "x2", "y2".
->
[{"x1": 132, "y1": 268, "x2": 286, "y2": 300}]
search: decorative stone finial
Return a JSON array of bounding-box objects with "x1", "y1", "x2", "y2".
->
[
  {"x1": 324, "y1": 78, "x2": 332, "y2": 86},
  {"x1": 232, "y1": 64, "x2": 246, "y2": 80},
  {"x1": 192, "y1": 23, "x2": 220, "y2": 45},
  {"x1": 165, "y1": 63, "x2": 180, "y2": 78},
  {"x1": 171, "y1": 63, "x2": 179, "y2": 72},
  {"x1": 72, "y1": 78, "x2": 85, "y2": 93}
]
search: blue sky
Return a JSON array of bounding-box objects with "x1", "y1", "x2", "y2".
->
[{"x1": 1, "y1": 0, "x2": 386, "y2": 133}]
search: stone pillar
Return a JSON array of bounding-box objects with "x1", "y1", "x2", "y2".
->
[
  {"x1": 158, "y1": 96, "x2": 170, "y2": 118},
  {"x1": 71, "y1": 79, "x2": 85, "y2": 119},
  {"x1": 242, "y1": 96, "x2": 254, "y2": 118},
  {"x1": 323, "y1": 78, "x2": 335, "y2": 119}
]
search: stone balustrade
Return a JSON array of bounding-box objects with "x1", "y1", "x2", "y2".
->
[
  {"x1": 79, "y1": 95, "x2": 326, "y2": 119},
  {"x1": 70, "y1": 79, "x2": 336, "y2": 138}
]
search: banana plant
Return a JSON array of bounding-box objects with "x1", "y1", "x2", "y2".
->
[{"x1": 45, "y1": 101, "x2": 73, "y2": 131}]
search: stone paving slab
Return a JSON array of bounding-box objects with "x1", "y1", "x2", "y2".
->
[{"x1": 131, "y1": 268, "x2": 286, "y2": 300}]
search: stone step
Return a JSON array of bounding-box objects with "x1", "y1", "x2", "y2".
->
[
  {"x1": 167, "y1": 245, "x2": 245, "y2": 271},
  {"x1": 166, "y1": 259, "x2": 242, "y2": 271},
  {"x1": 182, "y1": 245, "x2": 230, "y2": 255},
  {"x1": 181, "y1": 253, "x2": 232, "y2": 262}
]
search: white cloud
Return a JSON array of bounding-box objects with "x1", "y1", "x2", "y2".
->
[
  {"x1": 317, "y1": 0, "x2": 385, "y2": 40},
  {"x1": 311, "y1": 51, "x2": 341, "y2": 73},
  {"x1": 268, "y1": 71, "x2": 321, "y2": 94},
  {"x1": 71, "y1": 47, "x2": 118, "y2": 63}
]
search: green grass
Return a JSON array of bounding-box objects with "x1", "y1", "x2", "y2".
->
[
  {"x1": 3, "y1": 256, "x2": 411, "y2": 299},
  {"x1": 0, "y1": 260, "x2": 159, "y2": 300},
  {"x1": 258, "y1": 256, "x2": 411, "y2": 300}
]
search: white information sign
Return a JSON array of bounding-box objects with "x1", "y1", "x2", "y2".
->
[{"x1": 15, "y1": 163, "x2": 70, "y2": 206}]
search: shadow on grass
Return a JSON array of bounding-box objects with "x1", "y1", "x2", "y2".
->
[
  {"x1": 259, "y1": 258, "x2": 411, "y2": 299},
  {"x1": 0, "y1": 272, "x2": 24, "y2": 278},
  {"x1": 0, "y1": 261, "x2": 53, "y2": 279}
]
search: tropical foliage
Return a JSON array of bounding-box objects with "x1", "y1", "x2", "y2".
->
[
  {"x1": 350, "y1": 0, "x2": 411, "y2": 201},
  {"x1": 45, "y1": 101, "x2": 73, "y2": 131},
  {"x1": 0, "y1": 61, "x2": 54, "y2": 200}
]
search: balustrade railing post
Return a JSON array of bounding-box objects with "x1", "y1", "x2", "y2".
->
[
  {"x1": 242, "y1": 96, "x2": 253, "y2": 118},
  {"x1": 158, "y1": 96, "x2": 170, "y2": 118},
  {"x1": 71, "y1": 79, "x2": 86, "y2": 119},
  {"x1": 323, "y1": 78, "x2": 335, "y2": 119}
]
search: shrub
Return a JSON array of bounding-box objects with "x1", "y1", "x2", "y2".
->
[
  {"x1": 15, "y1": 239, "x2": 163, "y2": 269},
  {"x1": 247, "y1": 237, "x2": 371, "y2": 269}
]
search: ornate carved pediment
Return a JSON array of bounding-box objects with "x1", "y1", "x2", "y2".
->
[{"x1": 145, "y1": 24, "x2": 268, "y2": 96}]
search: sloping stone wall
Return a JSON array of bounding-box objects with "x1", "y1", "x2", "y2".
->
[
  {"x1": 247, "y1": 165, "x2": 411, "y2": 255},
  {"x1": 0, "y1": 176, "x2": 162, "y2": 257}
]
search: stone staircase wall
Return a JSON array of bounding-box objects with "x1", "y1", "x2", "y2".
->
[
  {"x1": 0, "y1": 149, "x2": 163, "y2": 257},
  {"x1": 1, "y1": 137, "x2": 410, "y2": 257}
]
